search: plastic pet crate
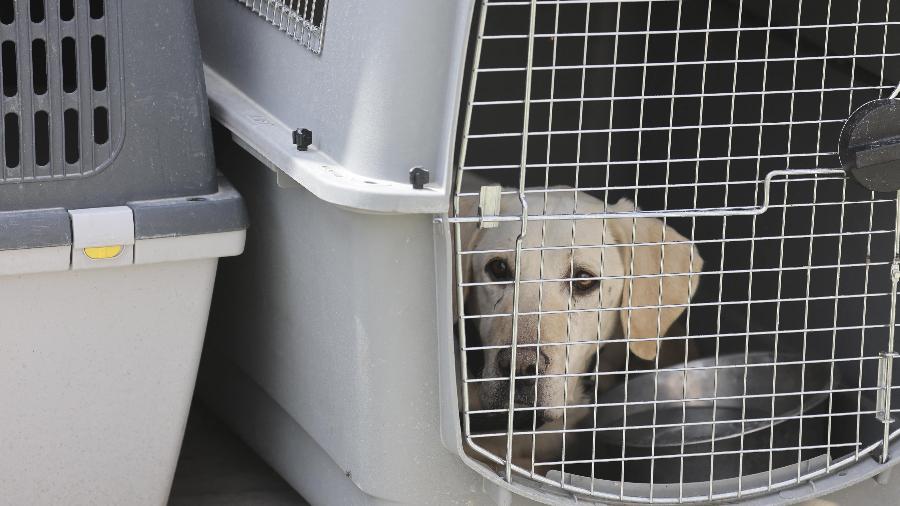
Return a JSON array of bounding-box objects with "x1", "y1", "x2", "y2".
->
[
  {"x1": 0, "y1": 1, "x2": 246, "y2": 504},
  {"x1": 197, "y1": 0, "x2": 900, "y2": 504}
]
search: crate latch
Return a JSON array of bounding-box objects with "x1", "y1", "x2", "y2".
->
[
  {"x1": 478, "y1": 185, "x2": 502, "y2": 230},
  {"x1": 69, "y1": 206, "x2": 135, "y2": 270}
]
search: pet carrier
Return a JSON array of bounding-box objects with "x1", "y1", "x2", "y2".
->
[
  {"x1": 198, "y1": 0, "x2": 900, "y2": 504},
  {"x1": 0, "y1": 1, "x2": 246, "y2": 504}
]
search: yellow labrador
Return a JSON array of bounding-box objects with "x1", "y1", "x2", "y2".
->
[{"x1": 456, "y1": 187, "x2": 703, "y2": 474}]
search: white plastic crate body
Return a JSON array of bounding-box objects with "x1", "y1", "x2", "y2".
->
[
  {"x1": 200, "y1": 134, "x2": 505, "y2": 504},
  {"x1": 0, "y1": 231, "x2": 246, "y2": 505}
]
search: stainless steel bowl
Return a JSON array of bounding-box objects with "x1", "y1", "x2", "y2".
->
[{"x1": 593, "y1": 352, "x2": 839, "y2": 483}]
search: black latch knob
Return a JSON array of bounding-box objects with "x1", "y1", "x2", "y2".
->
[
  {"x1": 409, "y1": 167, "x2": 429, "y2": 189},
  {"x1": 840, "y1": 98, "x2": 900, "y2": 192},
  {"x1": 293, "y1": 128, "x2": 313, "y2": 152}
]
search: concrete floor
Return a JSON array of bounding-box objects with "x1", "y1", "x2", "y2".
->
[
  {"x1": 168, "y1": 402, "x2": 307, "y2": 506},
  {"x1": 168, "y1": 402, "x2": 899, "y2": 505}
]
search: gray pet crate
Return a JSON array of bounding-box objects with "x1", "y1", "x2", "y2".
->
[
  {"x1": 0, "y1": 1, "x2": 246, "y2": 504},
  {"x1": 197, "y1": 0, "x2": 900, "y2": 504}
]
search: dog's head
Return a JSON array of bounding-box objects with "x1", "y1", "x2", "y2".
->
[{"x1": 458, "y1": 189, "x2": 703, "y2": 427}]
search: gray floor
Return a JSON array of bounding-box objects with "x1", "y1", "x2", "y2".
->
[
  {"x1": 168, "y1": 402, "x2": 308, "y2": 506},
  {"x1": 167, "y1": 402, "x2": 898, "y2": 505}
]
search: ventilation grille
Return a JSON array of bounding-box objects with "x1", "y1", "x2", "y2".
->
[
  {"x1": 0, "y1": 0, "x2": 123, "y2": 184},
  {"x1": 235, "y1": 0, "x2": 328, "y2": 54}
]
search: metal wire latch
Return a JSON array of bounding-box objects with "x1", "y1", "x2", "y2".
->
[
  {"x1": 450, "y1": 169, "x2": 845, "y2": 225},
  {"x1": 478, "y1": 185, "x2": 502, "y2": 229}
]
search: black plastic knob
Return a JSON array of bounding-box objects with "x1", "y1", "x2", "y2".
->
[
  {"x1": 293, "y1": 128, "x2": 313, "y2": 152},
  {"x1": 839, "y1": 98, "x2": 900, "y2": 193}
]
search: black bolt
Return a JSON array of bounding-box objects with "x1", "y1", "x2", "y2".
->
[
  {"x1": 409, "y1": 167, "x2": 430, "y2": 189},
  {"x1": 293, "y1": 128, "x2": 313, "y2": 151}
]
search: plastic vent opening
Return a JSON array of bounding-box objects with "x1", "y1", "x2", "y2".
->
[
  {"x1": 2, "y1": 40, "x2": 16, "y2": 97},
  {"x1": 4, "y1": 113, "x2": 18, "y2": 168},
  {"x1": 60, "y1": 0, "x2": 74, "y2": 21},
  {"x1": 34, "y1": 110, "x2": 49, "y2": 167}
]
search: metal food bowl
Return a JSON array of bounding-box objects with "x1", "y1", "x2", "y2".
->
[{"x1": 593, "y1": 352, "x2": 839, "y2": 483}]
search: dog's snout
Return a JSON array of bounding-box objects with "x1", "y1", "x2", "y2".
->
[{"x1": 496, "y1": 348, "x2": 549, "y2": 377}]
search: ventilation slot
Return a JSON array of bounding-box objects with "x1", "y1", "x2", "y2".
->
[
  {"x1": 34, "y1": 111, "x2": 49, "y2": 166},
  {"x1": 2, "y1": 41, "x2": 16, "y2": 97},
  {"x1": 91, "y1": 35, "x2": 106, "y2": 91},
  {"x1": 31, "y1": 39, "x2": 47, "y2": 95},
  {"x1": 60, "y1": 0, "x2": 74, "y2": 21},
  {"x1": 300, "y1": 0, "x2": 325, "y2": 27},
  {"x1": 62, "y1": 37, "x2": 77, "y2": 93},
  {"x1": 4, "y1": 113, "x2": 19, "y2": 169},
  {"x1": 0, "y1": 0, "x2": 13, "y2": 24},
  {"x1": 93, "y1": 107, "x2": 108, "y2": 145},
  {"x1": 64, "y1": 109, "x2": 79, "y2": 164},
  {"x1": 89, "y1": 0, "x2": 103, "y2": 19},
  {"x1": 29, "y1": 0, "x2": 43, "y2": 23}
]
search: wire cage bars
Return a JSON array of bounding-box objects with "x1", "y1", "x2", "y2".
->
[
  {"x1": 452, "y1": 0, "x2": 900, "y2": 503},
  {"x1": 234, "y1": 0, "x2": 328, "y2": 54}
]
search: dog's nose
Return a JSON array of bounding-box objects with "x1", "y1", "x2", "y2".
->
[{"x1": 496, "y1": 348, "x2": 549, "y2": 377}]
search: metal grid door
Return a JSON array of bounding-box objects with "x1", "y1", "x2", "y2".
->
[{"x1": 451, "y1": 0, "x2": 900, "y2": 503}]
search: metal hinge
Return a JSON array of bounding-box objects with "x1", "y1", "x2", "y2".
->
[
  {"x1": 877, "y1": 351, "x2": 898, "y2": 464},
  {"x1": 877, "y1": 254, "x2": 900, "y2": 464},
  {"x1": 877, "y1": 352, "x2": 898, "y2": 424}
]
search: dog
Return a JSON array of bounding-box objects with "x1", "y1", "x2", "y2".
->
[{"x1": 455, "y1": 186, "x2": 704, "y2": 475}]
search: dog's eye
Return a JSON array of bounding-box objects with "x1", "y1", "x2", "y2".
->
[
  {"x1": 572, "y1": 269, "x2": 599, "y2": 293},
  {"x1": 485, "y1": 258, "x2": 511, "y2": 280}
]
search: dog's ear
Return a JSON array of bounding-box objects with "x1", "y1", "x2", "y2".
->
[{"x1": 607, "y1": 199, "x2": 704, "y2": 361}]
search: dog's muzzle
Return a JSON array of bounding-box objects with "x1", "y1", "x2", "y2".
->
[
  {"x1": 481, "y1": 347, "x2": 552, "y2": 428},
  {"x1": 496, "y1": 347, "x2": 549, "y2": 379}
]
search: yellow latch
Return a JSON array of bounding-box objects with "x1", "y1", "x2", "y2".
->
[{"x1": 83, "y1": 245, "x2": 124, "y2": 260}]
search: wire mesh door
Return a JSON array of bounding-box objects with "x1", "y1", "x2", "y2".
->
[{"x1": 451, "y1": 0, "x2": 900, "y2": 503}]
